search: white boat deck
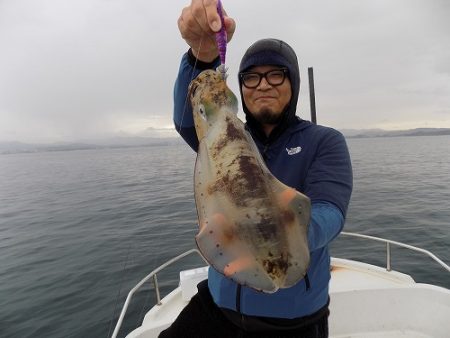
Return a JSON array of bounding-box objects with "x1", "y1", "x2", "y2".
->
[
  {"x1": 125, "y1": 257, "x2": 450, "y2": 338},
  {"x1": 329, "y1": 258, "x2": 415, "y2": 292},
  {"x1": 329, "y1": 259, "x2": 449, "y2": 338}
]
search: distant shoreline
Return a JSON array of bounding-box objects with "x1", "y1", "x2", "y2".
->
[
  {"x1": 1, "y1": 128, "x2": 449, "y2": 154},
  {"x1": 344, "y1": 128, "x2": 450, "y2": 139},
  {"x1": 0, "y1": 138, "x2": 185, "y2": 155}
]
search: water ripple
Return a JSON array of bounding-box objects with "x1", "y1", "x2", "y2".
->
[{"x1": 0, "y1": 137, "x2": 449, "y2": 338}]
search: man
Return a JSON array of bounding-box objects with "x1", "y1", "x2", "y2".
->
[{"x1": 160, "y1": 1, "x2": 353, "y2": 337}]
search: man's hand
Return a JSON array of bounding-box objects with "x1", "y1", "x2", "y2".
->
[{"x1": 177, "y1": 0, "x2": 236, "y2": 62}]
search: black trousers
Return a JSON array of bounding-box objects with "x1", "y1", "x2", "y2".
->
[{"x1": 159, "y1": 281, "x2": 329, "y2": 338}]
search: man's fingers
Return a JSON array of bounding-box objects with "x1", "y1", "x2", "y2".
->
[
  {"x1": 224, "y1": 17, "x2": 236, "y2": 42},
  {"x1": 203, "y1": 0, "x2": 221, "y2": 32},
  {"x1": 177, "y1": 0, "x2": 232, "y2": 61},
  {"x1": 188, "y1": 0, "x2": 212, "y2": 36},
  {"x1": 178, "y1": 15, "x2": 201, "y2": 43},
  {"x1": 222, "y1": 7, "x2": 236, "y2": 38},
  {"x1": 183, "y1": 0, "x2": 224, "y2": 35}
]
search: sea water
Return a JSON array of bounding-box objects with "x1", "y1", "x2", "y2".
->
[{"x1": 0, "y1": 135, "x2": 449, "y2": 338}]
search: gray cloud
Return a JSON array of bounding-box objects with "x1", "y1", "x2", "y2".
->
[{"x1": 0, "y1": 0, "x2": 449, "y2": 142}]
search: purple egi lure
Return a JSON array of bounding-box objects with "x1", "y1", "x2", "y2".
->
[{"x1": 215, "y1": 0, "x2": 228, "y2": 79}]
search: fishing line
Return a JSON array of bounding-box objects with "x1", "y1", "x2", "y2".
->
[
  {"x1": 175, "y1": 35, "x2": 205, "y2": 135},
  {"x1": 136, "y1": 219, "x2": 170, "y2": 327},
  {"x1": 136, "y1": 220, "x2": 169, "y2": 325},
  {"x1": 137, "y1": 285, "x2": 152, "y2": 326},
  {"x1": 107, "y1": 37, "x2": 208, "y2": 338},
  {"x1": 106, "y1": 35, "x2": 207, "y2": 336},
  {"x1": 130, "y1": 37, "x2": 208, "y2": 325},
  {"x1": 107, "y1": 242, "x2": 132, "y2": 338}
]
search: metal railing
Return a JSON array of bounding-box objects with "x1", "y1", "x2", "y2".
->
[
  {"x1": 111, "y1": 248, "x2": 207, "y2": 338},
  {"x1": 340, "y1": 231, "x2": 450, "y2": 272},
  {"x1": 111, "y1": 232, "x2": 449, "y2": 338}
]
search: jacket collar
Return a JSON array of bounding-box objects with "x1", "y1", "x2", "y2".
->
[{"x1": 245, "y1": 116, "x2": 312, "y2": 145}]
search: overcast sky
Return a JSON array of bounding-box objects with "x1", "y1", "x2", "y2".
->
[{"x1": 1, "y1": 0, "x2": 449, "y2": 143}]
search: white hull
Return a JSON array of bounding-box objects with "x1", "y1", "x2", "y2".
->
[{"x1": 112, "y1": 233, "x2": 450, "y2": 338}]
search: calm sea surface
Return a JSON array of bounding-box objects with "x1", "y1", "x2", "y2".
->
[{"x1": 1, "y1": 135, "x2": 449, "y2": 338}]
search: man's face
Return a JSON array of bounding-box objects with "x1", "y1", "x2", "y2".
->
[{"x1": 241, "y1": 65, "x2": 292, "y2": 125}]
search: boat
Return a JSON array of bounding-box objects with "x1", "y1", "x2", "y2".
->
[{"x1": 111, "y1": 231, "x2": 450, "y2": 338}]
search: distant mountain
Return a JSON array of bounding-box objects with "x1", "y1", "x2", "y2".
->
[
  {"x1": 341, "y1": 128, "x2": 450, "y2": 139},
  {"x1": 339, "y1": 128, "x2": 384, "y2": 137},
  {"x1": 0, "y1": 137, "x2": 184, "y2": 155},
  {"x1": 2, "y1": 128, "x2": 449, "y2": 154},
  {"x1": 137, "y1": 126, "x2": 178, "y2": 138}
]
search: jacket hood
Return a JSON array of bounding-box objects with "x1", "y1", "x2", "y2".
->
[{"x1": 238, "y1": 39, "x2": 301, "y2": 143}]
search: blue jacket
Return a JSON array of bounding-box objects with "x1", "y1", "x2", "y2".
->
[{"x1": 173, "y1": 52, "x2": 353, "y2": 319}]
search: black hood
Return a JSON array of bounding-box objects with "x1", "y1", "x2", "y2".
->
[{"x1": 238, "y1": 39, "x2": 301, "y2": 143}]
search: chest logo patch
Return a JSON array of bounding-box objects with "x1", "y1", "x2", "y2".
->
[{"x1": 286, "y1": 146, "x2": 302, "y2": 155}]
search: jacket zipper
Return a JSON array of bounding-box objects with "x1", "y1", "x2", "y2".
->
[
  {"x1": 236, "y1": 284, "x2": 242, "y2": 312},
  {"x1": 235, "y1": 284, "x2": 244, "y2": 330},
  {"x1": 305, "y1": 273, "x2": 311, "y2": 291},
  {"x1": 262, "y1": 143, "x2": 269, "y2": 162}
]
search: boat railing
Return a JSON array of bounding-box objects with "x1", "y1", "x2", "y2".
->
[
  {"x1": 111, "y1": 248, "x2": 207, "y2": 338},
  {"x1": 340, "y1": 232, "x2": 450, "y2": 273},
  {"x1": 111, "y1": 232, "x2": 449, "y2": 338}
]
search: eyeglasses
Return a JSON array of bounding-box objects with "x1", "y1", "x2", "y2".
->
[{"x1": 239, "y1": 68, "x2": 288, "y2": 89}]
